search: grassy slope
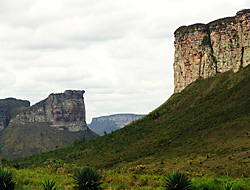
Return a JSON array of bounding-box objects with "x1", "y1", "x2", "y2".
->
[
  {"x1": 0, "y1": 122, "x2": 97, "y2": 159},
  {"x1": 14, "y1": 65, "x2": 250, "y2": 177}
]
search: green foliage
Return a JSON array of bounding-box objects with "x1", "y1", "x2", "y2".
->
[
  {"x1": 8, "y1": 166, "x2": 250, "y2": 189},
  {"x1": 164, "y1": 171, "x2": 191, "y2": 190},
  {"x1": 0, "y1": 157, "x2": 9, "y2": 168},
  {"x1": 73, "y1": 167, "x2": 102, "y2": 190},
  {"x1": 12, "y1": 65, "x2": 250, "y2": 178},
  {"x1": 192, "y1": 176, "x2": 250, "y2": 190},
  {"x1": 41, "y1": 179, "x2": 58, "y2": 190},
  {"x1": 0, "y1": 168, "x2": 15, "y2": 190},
  {"x1": 222, "y1": 182, "x2": 233, "y2": 190},
  {"x1": 13, "y1": 167, "x2": 75, "y2": 189}
]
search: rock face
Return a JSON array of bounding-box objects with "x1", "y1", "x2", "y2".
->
[
  {"x1": 174, "y1": 9, "x2": 250, "y2": 93},
  {"x1": 0, "y1": 90, "x2": 98, "y2": 159},
  {"x1": 88, "y1": 114, "x2": 145, "y2": 135},
  {"x1": 0, "y1": 98, "x2": 30, "y2": 132},
  {"x1": 10, "y1": 90, "x2": 87, "y2": 132}
]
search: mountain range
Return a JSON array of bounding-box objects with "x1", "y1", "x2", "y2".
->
[{"x1": 88, "y1": 114, "x2": 145, "y2": 135}]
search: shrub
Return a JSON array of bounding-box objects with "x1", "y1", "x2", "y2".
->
[
  {"x1": 41, "y1": 179, "x2": 58, "y2": 190},
  {"x1": 164, "y1": 171, "x2": 191, "y2": 190},
  {"x1": 0, "y1": 168, "x2": 15, "y2": 190},
  {"x1": 222, "y1": 182, "x2": 233, "y2": 190},
  {"x1": 73, "y1": 167, "x2": 102, "y2": 190}
]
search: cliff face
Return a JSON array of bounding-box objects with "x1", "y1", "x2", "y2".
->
[
  {"x1": 10, "y1": 90, "x2": 87, "y2": 132},
  {"x1": 0, "y1": 90, "x2": 98, "y2": 158},
  {"x1": 89, "y1": 114, "x2": 145, "y2": 135},
  {"x1": 174, "y1": 9, "x2": 250, "y2": 93}
]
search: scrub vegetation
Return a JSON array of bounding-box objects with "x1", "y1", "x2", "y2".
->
[{"x1": 2, "y1": 65, "x2": 250, "y2": 189}]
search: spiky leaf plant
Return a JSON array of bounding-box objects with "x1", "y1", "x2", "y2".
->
[
  {"x1": 164, "y1": 171, "x2": 192, "y2": 190},
  {"x1": 0, "y1": 168, "x2": 15, "y2": 190},
  {"x1": 222, "y1": 182, "x2": 233, "y2": 190},
  {"x1": 73, "y1": 167, "x2": 102, "y2": 190},
  {"x1": 41, "y1": 179, "x2": 58, "y2": 190}
]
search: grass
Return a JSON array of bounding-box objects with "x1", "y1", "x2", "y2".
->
[
  {"x1": 11, "y1": 65, "x2": 250, "y2": 179},
  {"x1": 13, "y1": 168, "x2": 74, "y2": 190},
  {"x1": 0, "y1": 122, "x2": 96, "y2": 159},
  {"x1": 8, "y1": 166, "x2": 250, "y2": 189}
]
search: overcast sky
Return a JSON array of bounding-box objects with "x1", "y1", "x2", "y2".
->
[{"x1": 0, "y1": 0, "x2": 249, "y2": 122}]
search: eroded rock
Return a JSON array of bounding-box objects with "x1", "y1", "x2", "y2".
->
[{"x1": 174, "y1": 9, "x2": 250, "y2": 93}]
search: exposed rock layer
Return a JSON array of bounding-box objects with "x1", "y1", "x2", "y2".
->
[
  {"x1": 174, "y1": 9, "x2": 250, "y2": 93},
  {"x1": 11, "y1": 90, "x2": 87, "y2": 132},
  {"x1": 0, "y1": 90, "x2": 98, "y2": 158}
]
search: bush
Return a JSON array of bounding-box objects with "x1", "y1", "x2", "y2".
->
[
  {"x1": 222, "y1": 182, "x2": 233, "y2": 190},
  {"x1": 41, "y1": 179, "x2": 58, "y2": 190},
  {"x1": 164, "y1": 171, "x2": 191, "y2": 190},
  {"x1": 0, "y1": 168, "x2": 15, "y2": 190},
  {"x1": 73, "y1": 167, "x2": 102, "y2": 190}
]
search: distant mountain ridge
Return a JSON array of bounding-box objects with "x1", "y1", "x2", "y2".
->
[
  {"x1": 0, "y1": 90, "x2": 98, "y2": 159},
  {"x1": 88, "y1": 114, "x2": 145, "y2": 135}
]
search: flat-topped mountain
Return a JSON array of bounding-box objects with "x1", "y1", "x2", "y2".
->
[
  {"x1": 174, "y1": 9, "x2": 250, "y2": 92},
  {"x1": 88, "y1": 114, "x2": 145, "y2": 135},
  {"x1": 11, "y1": 90, "x2": 88, "y2": 132},
  {"x1": 0, "y1": 90, "x2": 98, "y2": 158}
]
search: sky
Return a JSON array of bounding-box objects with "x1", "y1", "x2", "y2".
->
[{"x1": 0, "y1": 0, "x2": 249, "y2": 123}]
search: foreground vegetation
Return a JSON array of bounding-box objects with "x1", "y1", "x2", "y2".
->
[{"x1": 1, "y1": 165, "x2": 250, "y2": 189}]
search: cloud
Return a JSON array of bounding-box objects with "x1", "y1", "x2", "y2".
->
[{"x1": 0, "y1": 0, "x2": 249, "y2": 123}]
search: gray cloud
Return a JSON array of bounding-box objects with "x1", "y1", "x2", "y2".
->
[{"x1": 0, "y1": 0, "x2": 248, "y2": 122}]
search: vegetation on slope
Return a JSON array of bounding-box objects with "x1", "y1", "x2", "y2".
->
[
  {"x1": 0, "y1": 122, "x2": 96, "y2": 159},
  {"x1": 13, "y1": 65, "x2": 250, "y2": 177},
  {"x1": 0, "y1": 98, "x2": 30, "y2": 118}
]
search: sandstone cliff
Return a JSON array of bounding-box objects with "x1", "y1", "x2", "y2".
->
[
  {"x1": 174, "y1": 9, "x2": 250, "y2": 93},
  {"x1": 0, "y1": 90, "x2": 98, "y2": 158},
  {"x1": 89, "y1": 114, "x2": 145, "y2": 135},
  {"x1": 10, "y1": 90, "x2": 87, "y2": 132}
]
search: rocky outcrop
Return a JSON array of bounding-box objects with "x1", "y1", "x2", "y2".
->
[
  {"x1": 10, "y1": 90, "x2": 87, "y2": 132},
  {"x1": 89, "y1": 114, "x2": 145, "y2": 135},
  {"x1": 174, "y1": 9, "x2": 250, "y2": 93},
  {"x1": 0, "y1": 90, "x2": 99, "y2": 158},
  {"x1": 0, "y1": 98, "x2": 30, "y2": 132}
]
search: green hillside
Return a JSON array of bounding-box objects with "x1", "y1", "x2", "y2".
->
[
  {"x1": 14, "y1": 65, "x2": 250, "y2": 177},
  {"x1": 0, "y1": 122, "x2": 97, "y2": 158}
]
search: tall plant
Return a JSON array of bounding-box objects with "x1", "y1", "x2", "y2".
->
[
  {"x1": 0, "y1": 167, "x2": 15, "y2": 190},
  {"x1": 73, "y1": 167, "x2": 102, "y2": 190},
  {"x1": 41, "y1": 179, "x2": 58, "y2": 190},
  {"x1": 164, "y1": 171, "x2": 192, "y2": 190}
]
